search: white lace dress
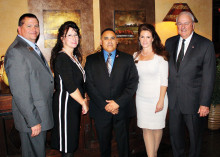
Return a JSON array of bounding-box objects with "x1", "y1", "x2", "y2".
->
[{"x1": 134, "y1": 52, "x2": 168, "y2": 129}]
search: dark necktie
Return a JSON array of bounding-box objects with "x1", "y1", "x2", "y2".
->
[
  {"x1": 35, "y1": 44, "x2": 47, "y2": 65},
  {"x1": 106, "y1": 53, "x2": 112, "y2": 76},
  {"x1": 176, "y1": 39, "x2": 185, "y2": 71}
]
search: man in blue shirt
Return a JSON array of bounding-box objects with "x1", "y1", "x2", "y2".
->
[{"x1": 85, "y1": 28, "x2": 138, "y2": 157}]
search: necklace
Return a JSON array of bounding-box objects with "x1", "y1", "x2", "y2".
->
[
  {"x1": 141, "y1": 52, "x2": 150, "y2": 56},
  {"x1": 62, "y1": 48, "x2": 74, "y2": 58},
  {"x1": 141, "y1": 50, "x2": 153, "y2": 56},
  {"x1": 61, "y1": 48, "x2": 86, "y2": 82},
  {"x1": 141, "y1": 52, "x2": 148, "y2": 56}
]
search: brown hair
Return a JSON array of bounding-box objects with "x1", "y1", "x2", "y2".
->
[{"x1": 137, "y1": 24, "x2": 169, "y2": 61}]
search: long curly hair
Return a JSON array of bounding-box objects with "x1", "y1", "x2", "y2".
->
[
  {"x1": 50, "y1": 21, "x2": 82, "y2": 71},
  {"x1": 137, "y1": 24, "x2": 169, "y2": 61}
]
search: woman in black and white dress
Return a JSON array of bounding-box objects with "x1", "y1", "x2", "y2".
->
[{"x1": 50, "y1": 21, "x2": 88, "y2": 157}]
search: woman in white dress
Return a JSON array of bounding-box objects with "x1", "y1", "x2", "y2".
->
[{"x1": 134, "y1": 24, "x2": 169, "y2": 157}]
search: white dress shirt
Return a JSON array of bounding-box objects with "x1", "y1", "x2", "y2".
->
[{"x1": 176, "y1": 32, "x2": 194, "y2": 61}]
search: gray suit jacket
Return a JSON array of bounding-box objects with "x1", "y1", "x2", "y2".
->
[
  {"x1": 4, "y1": 36, "x2": 54, "y2": 132},
  {"x1": 165, "y1": 33, "x2": 216, "y2": 114}
]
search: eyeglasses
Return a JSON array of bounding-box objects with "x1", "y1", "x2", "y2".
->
[
  {"x1": 64, "y1": 34, "x2": 79, "y2": 39},
  {"x1": 176, "y1": 22, "x2": 192, "y2": 26}
]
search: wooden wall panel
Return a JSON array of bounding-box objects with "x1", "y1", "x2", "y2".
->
[{"x1": 100, "y1": 0, "x2": 155, "y2": 54}]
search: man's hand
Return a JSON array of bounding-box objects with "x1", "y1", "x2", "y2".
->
[
  {"x1": 111, "y1": 109, "x2": 119, "y2": 115},
  {"x1": 198, "y1": 105, "x2": 209, "y2": 117},
  {"x1": 31, "y1": 124, "x2": 41, "y2": 137},
  {"x1": 105, "y1": 100, "x2": 119, "y2": 115}
]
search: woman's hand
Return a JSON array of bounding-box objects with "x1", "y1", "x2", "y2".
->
[
  {"x1": 155, "y1": 99, "x2": 164, "y2": 113},
  {"x1": 82, "y1": 98, "x2": 89, "y2": 114}
]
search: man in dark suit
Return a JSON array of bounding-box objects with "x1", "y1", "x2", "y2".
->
[
  {"x1": 4, "y1": 13, "x2": 54, "y2": 157},
  {"x1": 165, "y1": 11, "x2": 216, "y2": 157},
  {"x1": 85, "y1": 28, "x2": 138, "y2": 157}
]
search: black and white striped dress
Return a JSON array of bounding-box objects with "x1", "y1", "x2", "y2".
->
[{"x1": 51, "y1": 52, "x2": 85, "y2": 153}]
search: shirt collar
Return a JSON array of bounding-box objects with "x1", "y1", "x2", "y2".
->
[
  {"x1": 103, "y1": 49, "x2": 116, "y2": 60},
  {"x1": 180, "y1": 31, "x2": 194, "y2": 43},
  {"x1": 18, "y1": 35, "x2": 36, "y2": 49}
]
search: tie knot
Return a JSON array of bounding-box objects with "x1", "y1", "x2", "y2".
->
[
  {"x1": 108, "y1": 53, "x2": 112, "y2": 57},
  {"x1": 182, "y1": 39, "x2": 185, "y2": 43}
]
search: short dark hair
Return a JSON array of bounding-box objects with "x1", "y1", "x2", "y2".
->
[
  {"x1": 18, "y1": 13, "x2": 39, "y2": 26},
  {"x1": 101, "y1": 28, "x2": 115, "y2": 36}
]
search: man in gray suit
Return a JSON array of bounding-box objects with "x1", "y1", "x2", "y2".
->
[
  {"x1": 4, "y1": 13, "x2": 54, "y2": 157},
  {"x1": 165, "y1": 12, "x2": 216, "y2": 157}
]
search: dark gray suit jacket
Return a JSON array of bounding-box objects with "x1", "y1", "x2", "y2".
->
[
  {"x1": 4, "y1": 36, "x2": 54, "y2": 132},
  {"x1": 85, "y1": 50, "x2": 139, "y2": 120},
  {"x1": 165, "y1": 33, "x2": 216, "y2": 114}
]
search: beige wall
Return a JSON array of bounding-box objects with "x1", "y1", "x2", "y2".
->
[
  {"x1": 155, "y1": 0, "x2": 212, "y2": 45},
  {"x1": 0, "y1": 0, "x2": 28, "y2": 57},
  {"x1": 93, "y1": 0, "x2": 101, "y2": 51}
]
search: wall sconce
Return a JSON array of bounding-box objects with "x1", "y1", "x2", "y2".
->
[{"x1": 163, "y1": 3, "x2": 198, "y2": 23}]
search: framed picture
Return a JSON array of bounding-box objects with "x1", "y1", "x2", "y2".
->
[
  {"x1": 114, "y1": 10, "x2": 146, "y2": 39},
  {"x1": 43, "y1": 10, "x2": 81, "y2": 48}
]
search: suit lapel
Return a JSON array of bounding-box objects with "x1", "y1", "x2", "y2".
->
[
  {"x1": 172, "y1": 36, "x2": 180, "y2": 71},
  {"x1": 98, "y1": 51, "x2": 110, "y2": 78},
  {"x1": 178, "y1": 33, "x2": 197, "y2": 71},
  {"x1": 98, "y1": 50, "x2": 120, "y2": 78},
  {"x1": 17, "y1": 36, "x2": 53, "y2": 77},
  {"x1": 110, "y1": 50, "x2": 120, "y2": 78},
  {"x1": 27, "y1": 45, "x2": 53, "y2": 76}
]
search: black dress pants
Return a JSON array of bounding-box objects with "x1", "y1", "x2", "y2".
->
[
  {"x1": 94, "y1": 116, "x2": 129, "y2": 157},
  {"x1": 169, "y1": 104, "x2": 206, "y2": 157}
]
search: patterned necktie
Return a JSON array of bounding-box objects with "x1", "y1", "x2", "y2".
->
[
  {"x1": 176, "y1": 39, "x2": 185, "y2": 71},
  {"x1": 106, "y1": 53, "x2": 112, "y2": 76},
  {"x1": 35, "y1": 44, "x2": 47, "y2": 65}
]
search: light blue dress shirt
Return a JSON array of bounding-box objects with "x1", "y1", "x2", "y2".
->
[{"x1": 18, "y1": 35, "x2": 41, "y2": 56}]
